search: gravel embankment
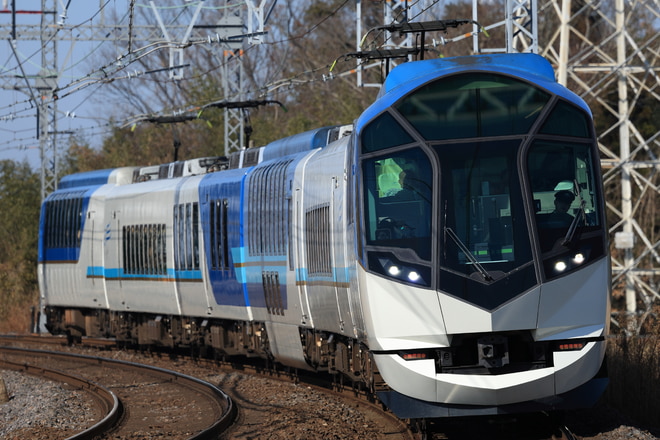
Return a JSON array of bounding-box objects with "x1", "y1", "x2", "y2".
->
[
  {"x1": 0, "y1": 370, "x2": 94, "y2": 439},
  {"x1": 1, "y1": 365, "x2": 658, "y2": 440}
]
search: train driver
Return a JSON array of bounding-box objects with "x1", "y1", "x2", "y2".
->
[{"x1": 548, "y1": 190, "x2": 576, "y2": 227}]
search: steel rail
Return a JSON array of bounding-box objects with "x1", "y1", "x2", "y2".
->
[
  {"x1": 0, "y1": 352, "x2": 122, "y2": 440},
  {"x1": 0, "y1": 346, "x2": 237, "y2": 440},
  {"x1": 0, "y1": 334, "x2": 117, "y2": 348}
]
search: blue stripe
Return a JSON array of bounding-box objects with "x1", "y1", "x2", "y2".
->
[
  {"x1": 296, "y1": 266, "x2": 351, "y2": 284},
  {"x1": 174, "y1": 270, "x2": 203, "y2": 280},
  {"x1": 231, "y1": 247, "x2": 248, "y2": 283},
  {"x1": 86, "y1": 266, "x2": 202, "y2": 281}
]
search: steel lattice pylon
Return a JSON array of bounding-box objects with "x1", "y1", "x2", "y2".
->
[
  {"x1": 38, "y1": 0, "x2": 58, "y2": 201},
  {"x1": 222, "y1": 50, "x2": 245, "y2": 156},
  {"x1": 468, "y1": 0, "x2": 659, "y2": 330},
  {"x1": 0, "y1": 0, "x2": 273, "y2": 200},
  {"x1": 541, "y1": 0, "x2": 660, "y2": 331}
]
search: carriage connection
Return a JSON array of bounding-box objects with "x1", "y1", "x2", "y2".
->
[{"x1": 39, "y1": 53, "x2": 610, "y2": 418}]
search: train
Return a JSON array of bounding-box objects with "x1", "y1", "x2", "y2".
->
[{"x1": 38, "y1": 53, "x2": 610, "y2": 419}]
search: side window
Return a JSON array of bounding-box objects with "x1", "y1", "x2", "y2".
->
[
  {"x1": 247, "y1": 160, "x2": 292, "y2": 256},
  {"x1": 186, "y1": 203, "x2": 193, "y2": 269},
  {"x1": 305, "y1": 204, "x2": 332, "y2": 276},
  {"x1": 362, "y1": 147, "x2": 432, "y2": 260},
  {"x1": 44, "y1": 193, "x2": 85, "y2": 250},
  {"x1": 527, "y1": 140, "x2": 605, "y2": 279},
  {"x1": 528, "y1": 141, "x2": 602, "y2": 251},
  {"x1": 174, "y1": 202, "x2": 200, "y2": 271},
  {"x1": 361, "y1": 111, "x2": 414, "y2": 153},
  {"x1": 210, "y1": 199, "x2": 229, "y2": 271},
  {"x1": 122, "y1": 224, "x2": 166, "y2": 275}
]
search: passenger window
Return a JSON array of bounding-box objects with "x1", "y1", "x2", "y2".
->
[
  {"x1": 122, "y1": 223, "x2": 166, "y2": 275},
  {"x1": 173, "y1": 202, "x2": 200, "y2": 272},
  {"x1": 44, "y1": 193, "x2": 85, "y2": 250}
]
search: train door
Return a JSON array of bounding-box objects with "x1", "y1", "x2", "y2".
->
[
  {"x1": 87, "y1": 208, "x2": 108, "y2": 308},
  {"x1": 173, "y1": 179, "x2": 209, "y2": 317},
  {"x1": 331, "y1": 174, "x2": 352, "y2": 334},
  {"x1": 293, "y1": 186, "x2": 313, "y2": 327},
  {"x1": 104, "y1": 210, "x2": 126, "y2": 310}
]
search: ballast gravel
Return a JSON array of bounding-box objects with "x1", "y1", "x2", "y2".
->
[
  {"x1": 1, "y1": 365, "x2": 658, "y2": 440},
  {"x1": 0, "y1": 370, "x2": 94, "y2": 439}
]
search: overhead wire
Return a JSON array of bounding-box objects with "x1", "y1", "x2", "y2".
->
[
  {"x1": 81, "y1": 0, "x2": 448, "y2": 137},
  {"x1": 115, "y1": 1, "x2": 358, "y2": 125},
  {"x1": 2, "y1": 0, "x2": 461, "y2": 163},
  {"x1": 0, "y1": 0, "x2": 118, "y2": 155}
]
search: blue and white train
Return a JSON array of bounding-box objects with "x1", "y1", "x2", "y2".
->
[{"x1": 39, "y1": 53, "x2": 610, "y2": 418}]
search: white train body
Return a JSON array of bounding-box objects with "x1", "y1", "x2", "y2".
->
[{"x1": 39, "y1": 54, "x2": 610, "y2": 418}]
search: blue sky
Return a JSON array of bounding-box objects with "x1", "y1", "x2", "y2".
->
[
  {"x1": 0, "y1": 1, "x2": 122, "y2": 169},
  {"x1": 0, "y1": 0, "x2": 242, "y2": 170}
]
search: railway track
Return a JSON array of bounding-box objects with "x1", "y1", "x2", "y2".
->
[
  {"x1": 1, "y1": 334, "x2": 416, "y2": 439},
  {"x1": 1, "y1": 334, "x2": 583, "y2": 439},
  {"x1": 0, "y1": 353, "x2": 121, "y2": 440},
  {"x1": 0, "y1": 333, "x2": 116, "y2": 348},
  {"x1": 0, "y1": 345, "x2": 236, "y2": 440}
]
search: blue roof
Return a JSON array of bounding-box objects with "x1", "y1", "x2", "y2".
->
[
  {"x1": 58, "y1": 169, "x2": 115, "y2": 189},
  {"x1": 357, "y1": 53, "x2": 591, "y2": 133},
  {"x1": 381, "y1": 53, "x2": 556, "y2": 94},
  {"x1": 261, "y1": 126, "x2": 335, "y2": 161}
]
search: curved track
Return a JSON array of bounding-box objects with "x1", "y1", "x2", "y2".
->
[
  {"x1": 0, "y1": 352, "x2": 121, "y2": 440},
  {"x1": 0, "y1": 345, "x2": 236, "y2": 439},
  {"x1": 1, "y1": 335, "x2": 582, "y2": 439}
]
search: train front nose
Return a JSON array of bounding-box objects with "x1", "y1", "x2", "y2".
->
[
  {"x1": 373, "y1": 337, "x2": 607, "y2": 418},
  {"x1": 360, "y1": 259, "x2": 609, "y2": 417}
]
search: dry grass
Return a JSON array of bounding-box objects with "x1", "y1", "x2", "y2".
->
[
  {"x1": 604, "y1": 314, "x2": 660, "y2": 429},
  {"x1": 0, "y1": 298, "x2": 37, "y2": 334}
]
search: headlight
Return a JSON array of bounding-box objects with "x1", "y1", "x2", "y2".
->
[
  {"x1": 546, "y1": 246, "x2": 592, "y2": 277},
  {"x1": 367, "y1": 252, "x2": 431, "y2": 287}
]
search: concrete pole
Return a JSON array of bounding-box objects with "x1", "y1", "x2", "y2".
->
[
  {"x1": 557, "y1": 0, "x2": 571, "y2": 85},
  {"x1": 616, "y1": 0, "x2": 636, "y2": 316}
]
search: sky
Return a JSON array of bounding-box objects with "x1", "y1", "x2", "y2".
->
[
  {"x1": 0, "y1": 0, "x2": 255, "y2": 171},
  {"x1": 0, "y1": 1, "x2": 119, "y2": 169}
]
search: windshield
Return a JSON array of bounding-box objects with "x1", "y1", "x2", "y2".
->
[
  {"x1": 436, "y1": 140, "x2": 534, "y2": 285},
  {"x1": 527, "y1": 139, "x2": 605, "y2": 278}
]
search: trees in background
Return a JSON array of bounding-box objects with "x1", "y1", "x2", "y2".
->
[{"x1": 0, "y1": 161, "x2": 40, "y2": 328}]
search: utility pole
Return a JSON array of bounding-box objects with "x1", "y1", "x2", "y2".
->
[
  {"x1": 1, "y1": 1, "x2": 59, "y2": 200},
  {"x1": 218, "y1": 15, "x2": 246, "y2": 156},
  {"x1": 614, "y1": 0, "x2": 636, "y2": 321}
]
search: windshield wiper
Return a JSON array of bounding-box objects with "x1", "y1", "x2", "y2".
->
[
  {"x1": 562, "y1": 180, "x2": 587, "y2": 246},
  {"x1": 444, "y1": 227, "x2": 493, "y2": 282}
]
